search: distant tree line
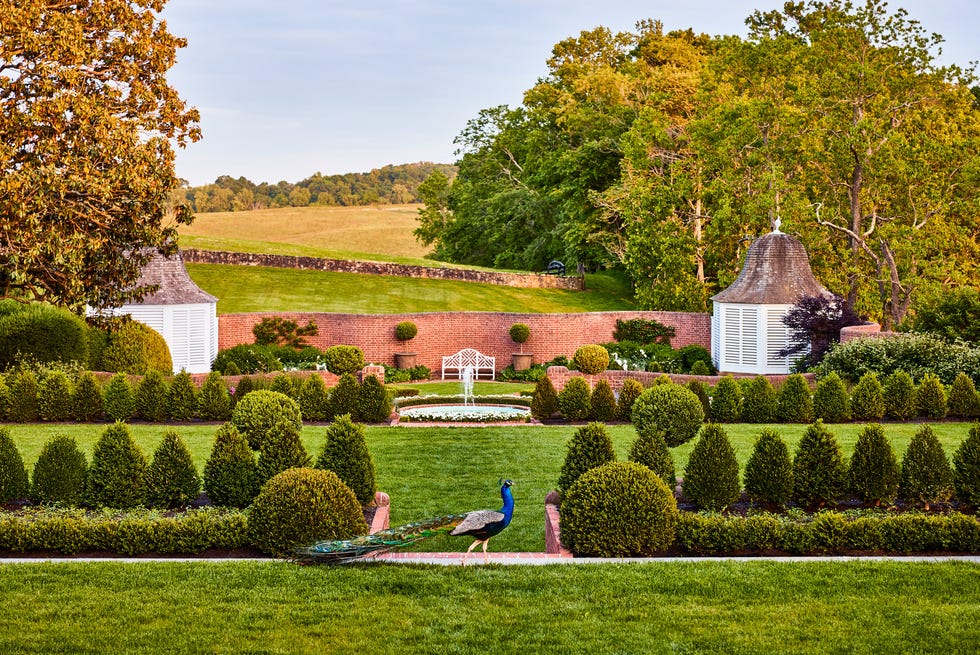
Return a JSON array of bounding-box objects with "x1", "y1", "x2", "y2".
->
[{"x1": 174, "y1": 162, "x2": 456, "y2": 213}]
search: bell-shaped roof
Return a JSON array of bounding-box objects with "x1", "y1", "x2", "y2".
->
[
  {"x1": 712, "y1": 230, "x2": 829, "y2": 305},
  {"x1": 131, "y1": 250, "x2": 217, "y2": 305}
]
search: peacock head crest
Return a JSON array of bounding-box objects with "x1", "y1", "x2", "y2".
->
[{"x1": 499, "y1": 478, "x2": 513, "y2": 489}]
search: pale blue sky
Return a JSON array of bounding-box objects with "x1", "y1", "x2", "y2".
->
[{"x1": 161, "y1": 1, "x2": 980, "y2": 186}]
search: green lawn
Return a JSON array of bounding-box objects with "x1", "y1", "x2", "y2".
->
[
  {"x1": 185, "y1": 263, "x2": 636, "y2": 314},
  {"x1": 0, "y1": 561, "x2": 977, "y2": 654}
]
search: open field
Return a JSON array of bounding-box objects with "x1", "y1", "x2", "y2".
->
[
  {"x1": 186, "y1": 263, "x2": 636, "y2": 314},
  {"x1": 1, "y1": 560, "x2": 977, "y2": 654}
]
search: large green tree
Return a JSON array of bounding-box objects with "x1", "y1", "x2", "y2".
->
[{"x1": 0, "y1": 0, "x2": 200, "y2": 311}]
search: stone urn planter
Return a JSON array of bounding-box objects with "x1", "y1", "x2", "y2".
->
[
  {"x1": 512, "y1": 353, "x2": 534, "y2": 371},
  {"x1": 395, "y1": 352, "x2": 417, "y2": 370}
]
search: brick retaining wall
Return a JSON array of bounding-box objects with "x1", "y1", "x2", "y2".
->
[
  {"x1": 218, "y1": 311, "x2": 712, "y2": 373},
  {"x1": 839, "y1": 322, "x2": 899, "y2": 342},
  {"x1": 182, "y1": 248, "x2": 585, "y2": 290}
]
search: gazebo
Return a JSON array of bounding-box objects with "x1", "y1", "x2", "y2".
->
[
  {"x1": 108, "y1": 250, "x2": 219, "y2": 374},
  {"x1": 710, "y1": 225, "x2": 830, "y2": 374}
]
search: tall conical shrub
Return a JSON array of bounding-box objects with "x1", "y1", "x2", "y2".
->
[
  {"x1": 792, "y1": 420, "x2": 847, "y2": 509},
  {"x1": 557, "y1": 376, "x2": 592, "y2": 422},
  {"x1": 812, "y1": 373, "x2": 850, "y2": 423},
  {"x1": 741, "y1": 376, "x2": 777, "y2": 423},
  {"x1": 270, "y1": 373, "x2": 297, "y2": 398},
  {"x1": 37, "y1": 371, "x2": 74, "y2": 422},
  {"x1": 710, "y1": 375, "x2": 742, "y2": 423},
  {"x1": 616, "y1": 378, "x2": 644, "y2": 421},
  {"x1": 146, "y1": 430, "x2": 201, "y2": 508},
  {"x1": 357, "y1": 374, "x2": 391, "y2": 423},
  {"x1": 255, "y1": 421, "x2": 311, "y2": 487},
  {"x1": 315, "y1": 415, "x2": 376, "y2": 506},
  {"x1": 298, "y1": 374, "x2": 331, "y2": 422},
  {"x1": 85, "y1": 422, "x2": 148, "y2": 508},
  {"x1": 590, "y1": 379, "x2": 617, "y2": 422},
  {"x1": 166, "y1": 370, "x2": 198, "y2": 421},
  {"x1": 744, "y1": 428, "x2": 793, "y2": 507},
  {"x1": 900, "y1": 425, "x2": 953, "y2": 510},
  {"x1": 6, "y1": 369, "x2": 39, "y2": 422},
  {"x1": 557, "y1": 422, "x2": 615, "y2": 493},
  {"x1": 71, "y1": 370, "x2": 104, "y2": 422},
  {"x1": 198, "y1": 371, "x2": 232, "y2": 421},
  {"x1": 102, "y1": 373, "x2": 134, "y2": 422},
  {"x1": 203, "y1": 423, "x2": 258, "y2": 508},
  {"x1": 848, "y1": 423, "x2": 899, "y2": 506},
  {"x1": 30, "y1": 434, "x2": 87, "y2": 505},
  {"x1": 914, "y1": 373, "x2": 947, "y2": 419},
  {"x1": 627, "y1": 426, "x2": 675, "y2": 488},
  {"x1": 531, "y1": 375, "x2": 559, "y2": 421},
  {"x1": 884, "y1": 370, "x2": 916, "y2": 420},
  {"x1": 0, "y1": 375, "x2": 10, "y2": 420},
  {"x1": 953, "y1": 423, "x2": 980, "y2": 508},
  {"x1": 850, "y1": 372, "x2": 885, "y2": 422},
  {"x1": 134, "y1": 369, "x2": 169, "y2": 422},
  {"x1": 947, "y1": 373, "x2": 980, "y2": 419},
  {"x1": 777, "y1": 374, "x2": 813, "y2": 423},
  {"x1": 0, "y1": 426, "x2": 29, "y2": 502},
  {"x1": 685, "y1": 380, "x2": 712, "y2": 422},
  {"x1": 329, "y1": 373, "x2": 360, "y2": 419},
  {"x1": 682, "y1": 424, "x2": 740, "y2": 511}
]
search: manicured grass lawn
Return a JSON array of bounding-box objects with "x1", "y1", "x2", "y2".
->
[
  {"x1": 186, "y1": 263, "x2": 636, "y2": 314},
  {"x1": 0, "y1": 561, "x2": 977, "y2": 654}
]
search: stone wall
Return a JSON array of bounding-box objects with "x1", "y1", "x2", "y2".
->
[
  {"x1": 218, "y1": 310, "x2": 712, "y2": 373},
  {"x1": 182, "y1": 248, "x2": 585, "y2": 291}
]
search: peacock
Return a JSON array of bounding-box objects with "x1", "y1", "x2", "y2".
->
[{"x1": 295, "y1": 479, "x2": 514, "y2": 565}]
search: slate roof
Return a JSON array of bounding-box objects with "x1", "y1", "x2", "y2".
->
[
  {"x1": 711, "y1": 231, "x2": 829, "y2": 305},
  {"x1": 130, "y1": 250, "x2": 218, "y2": 305}
]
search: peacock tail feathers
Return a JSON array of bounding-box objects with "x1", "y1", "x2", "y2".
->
[{"x1": 294, "y1": 513, "x2": 470, "y2": 565}]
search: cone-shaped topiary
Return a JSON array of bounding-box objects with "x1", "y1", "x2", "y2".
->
[
  {"x1": 792, "y1": 420, "x2": 847, "y2": 509},
  {"x1": 884, "y1": 370, "x2": 916, "y2": 420},
  {"x1": 850, "y1": 372, "x2": 885, "y2": 421},
  {"x1": 102, "y1": 373, "x2": 134, "y2": 422},
  {"x1": 270, "y1": 373, "x2": 296, "y2": 398},
  {"x1": 710, "y1": 375, "x2": 742, "y2": 423},
  {"x1": 0, "y1": 426, "x2": 29, "y2": 502},
  {"x1": 947, "y1": 373, "x2": 980, "y2": 419},
  {"x1": 37, "y1": 370, "x2": 74, "y2": 422},
  {"x1": 166, "y1": 370, "x2": 198, "y2": 421},
  {"x1": 631, "y1": 384, "x2": 704, "y2": 447},
  {"x1": 231, "y1": 390, "x2": 303, "y2": 450},
  {"x1": 71, "y1": 370, "x2": 104, "y2": 422},
  {"x1": 234, "y1": 375, "x2": 258, "y2": 403},
  {"x1": 85, "y1": 421, "x2": 148, "y2": 508},
  {"x1": 329, "y1": 373, "x2": 360, "y2": 420},
  {"x1": 616, "y1": 378, "x2": 644, "y2": 421},
  {"x1": 777, "y1": 374, "x2": 813, "y2": 423},
  {"x1": 685, "y1": 380, "x2": 712, "y2": 422},
  {"x1": 198, "y1": 372, "x2": 232, "y2": 421},
  {"x1": 689, "y1": 360, "x2": 711, "y2": 376},
  {"x1": 682, "y1": 424, "x2": 741, "y2": 511},
  {"x1": 560, "y1": 461, "x2": 678, "y2": 557},
  {"x1": 255, "y1": 421, "x2": 311, "y2": 487},
  {"x1": 741, "y1": 376, "x2": 777, "y2": 424},
  {"x1": 848, "y1": 423, "x2": 899, "y2": 506},
  {"x1": 203, "y1": 423, "x2": 258, "y2": 508},
  {"x1": 900, "y1": 425, "x2": 953, "y2": 510},
  {"x1": 146, "y1": 430, "x2": 201, "y2": 509},
  {"x1": 557, "y1": 376, "x2": 592, "y2": 422},
  {"x1": 812, "y1": 373, "x2": 851, "y2": 423},
  {"x1": 572, "y1": 344, "x2": 610, "y2": 375},
  {"x1": 223, "y1": 361, "x2": 241, "y2": 377},
  {"x1": 914, "y1": 373, "x2": 947, "y2": 419},
  {"x1": 298, "y1": 374, "x2": 331, "y2": 422},
  {"x1": 530, "y1": 375, "x2": 559, "y2": 421},
  {"x1": 0, "y1": 375, "x2": 9, "y2": 420},
  {"x1": 357, "y1": 374, "x2": 391, "y2": 423},
  {"x1": 134, "y1": 369, "x2": 169, "y2": 422},
  {"x1": 628, "y1": 426, "x2": 675, "y2": 488},
  {"x1": 6, "y1": 369, "x2": 39, "y2": 422},
  {"x1": 557, "y1": 421, "x2": 615, "y2": 493},
  {"x1": 30, "y1": 434, "x2": 87, "y2": 505},
  {"x1": 248, "y1": 467, "x2": 368, "y2": 557},
  {"x1": 744, "y1": 428, "x2": 793, "y2": 507},
  {"x1": 315, "y1": 415, "x2": 376, "y2": 506},
  {"x1": 590, "y1": 379, "x2": 617, "y2": 422},
  {"x1": 953, "y1": 423, "x2": 980, "y2": 508}
]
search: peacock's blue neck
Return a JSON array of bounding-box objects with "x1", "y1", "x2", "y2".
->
[{"x1": 499, "y1": 485, "x2": 514, "y2": 521}]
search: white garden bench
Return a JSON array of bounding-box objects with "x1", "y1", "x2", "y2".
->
[{"x1": 441, "y1": 348, "x2": 496, "y2": 380}]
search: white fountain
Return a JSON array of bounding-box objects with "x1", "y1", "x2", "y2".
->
[{"x1": 461, "y1": 365, "x2": 475, "y2": 406}]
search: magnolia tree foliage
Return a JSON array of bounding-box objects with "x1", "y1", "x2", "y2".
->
[{"x1": 0, "y1": 0, "x2": 200, "y2": 311}]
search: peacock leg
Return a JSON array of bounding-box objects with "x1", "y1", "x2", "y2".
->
[
  {"x1": 482, "y1": 539, "x2": 491, "y2": 564},
  {"x1": 461, "y1": 539, "x2": 481, "y2": 565}
]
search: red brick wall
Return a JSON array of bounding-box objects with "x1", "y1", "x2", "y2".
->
[{"x1": 219, "y1": 311, "x2": 712, "y2": 373}]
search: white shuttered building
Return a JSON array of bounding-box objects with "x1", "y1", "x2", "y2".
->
[{"x1": 710, "y1": 229, "x2": 830, "y2": 375}]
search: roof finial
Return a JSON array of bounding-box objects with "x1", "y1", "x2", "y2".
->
[{"x1": 773, "y1": 216, "x2": 782, "y2": 233}]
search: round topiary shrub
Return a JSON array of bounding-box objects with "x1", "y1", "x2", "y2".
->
[
  {"x1": 777, "y1": 374, "x2": 813, "y2": 423},
  {"x1": 682, "y1": 424, "x2": 741, "y2": 511},
  {"x1": 203, "y1": 423, "x2": 258, "y2": 508},
  {"x1": 357, "y1": 374, "x2": 391, "y2": 423},
  {"x1": 812, "y1": 373, "x2": 851, "y2": 423},
  {"x1": 900, "y1": 425, "x2": 953, "y2": 510},
  {"x1": 315, "y1": 415, "x2": 376, "y2": 506},
  {"x1": 560, "y1": 461, "x2": 678, "y2": 557},
  {"x1": 509, "y1": 323, "x2": 530, "y2": 351},
  {"x1": 947, "y1": 373, "x2": 980, "y2": 419},
  {"x1": 850, "y1": 372, "x2": 886, "y2": 421},
  {"x1": 848, "y1": 423, "x2": 899, "y2": 506},
  {"x1": 30, "y1": 434, "x2": 87, "y2": 505},
  {"x1": 616, "y1": 378, "x2": 645, "y2": 422},
  {"x1": 530, "y1": 375, "x2": 559, "y2": 421},
  {"x1": 71, "y1": 370, "x2": 104, "y2": 422},
  {"x1": 298, "y1": 374, "x2": 331, "y2": 422},
  {"x1": 102, "y1": 373, "x2": 134, "y2": 422},
  {"x1": 914, "y1": 373, "x2": 947, "y2": 419},
  {"x1": 557, "y1": 421, "x2": 615, "y2": 493},
  {"x1": 792, "y1": 420, "x2": 847, "y2": 509},
  {"x1": 325, "y1": 345, "x2": 365, "y2": 376},
  {"x1": 85, "y1": 422, "x2": 148, "y2": 509},
  {"x1": 744, "y1": 428, "x2": 793, "y2": 507},
  {"x1": 197, "y1": 371, "x2": 232, "y2": 421},
  {"x1": 953, "y1": 423, "x2": 980, "y2": 508},
  {"x1": 146, "y1": 430, "x2": 201, "y2": 509},
  {"x1": 255, "y1": 421, "x2": 311, "y2": 487},
  {"x1": 589, "y1": 379, "x2": 617, "y2": 422},
  {"x1": 395, "y1": 321, "x2": 418, "y2": 341},
  {"x1": 231, "y1": 390, "x2": 303, "y2": 450},
  {"x1": 710, "y1": 375, "x2": 742, "y2": 423},
  {"x1": 0, "y1": 302, "x2": 90, "y2": 369},
  {"x1": 329, "y1": 373, "x2": 360, "y2": 419},
  {"x1": 741, "y1": 376, "x2": 777, "y2": 424},
  {"x1": 572, "y1": 345, "x2": 610, "y2": 375},
  {"x1": 631, "y1": 384, "x2": 704, "y2": 447},
  {"x1": 37, "y1": 370, "x2": 74, "y2": 422},
  {"x1": 134, "y1": 369, "x2": 169, "y2": 422},
  {"x1": 557, "y1": 376, "x2": 592, "y2": 422},
  {"x1": 248, "y1": 467, "x2": 368, "y2": 557},
  {"x1": 99, "y1": 321, "x2": 172, "y2": 375},
  {"x1": 166, "y1": 370, "x2": 198, "y2": 421},
  {"x1": 627, "y1": 426, "x2": 675, "y2": 488},
  {"x1": 0, "y1": 426, "x2": 29, "y2": 502},
  {"x1": 884, "y1": 370, "x2": 916, "y2": 420}
]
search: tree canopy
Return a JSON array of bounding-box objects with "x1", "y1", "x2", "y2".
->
[{"x1": 0, "y1": 0, "x2": 200, "y2": 311}]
